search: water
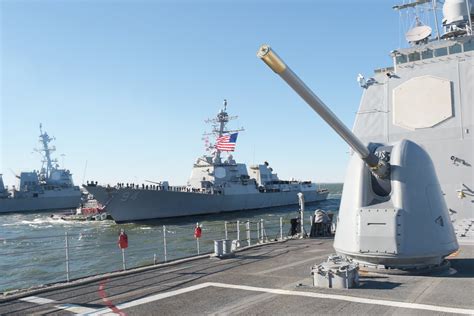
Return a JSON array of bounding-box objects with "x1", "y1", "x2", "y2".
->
[{"x1": 0, "y1": 184, "x2": 342, "y2": 292}]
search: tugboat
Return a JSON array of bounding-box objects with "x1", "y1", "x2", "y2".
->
[
  {"x1": 86, "y1": 101, "x2": 329, "y2": 222},
  {"x1": 0, "y1": 124, "x2": 82, "y2": 213}
]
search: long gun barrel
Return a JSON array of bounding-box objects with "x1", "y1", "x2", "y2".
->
[{"x1": 257, "y1": 45, "x2": 386, "y2": 176}]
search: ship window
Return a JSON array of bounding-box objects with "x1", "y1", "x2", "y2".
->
[
  {"x1": 408, "y1": 52, "x2": 420, "y2": 62},
  {"x1": 449, "y1": 43, "x2": 462, "y2": 54},
  {"x1": 421, "y1": 49, "x2": 433, "y2": 59},
  {"x1": 395, "y1": 54, "x2": 408, "y2": 64},
  {"x1": 434, "y1": 47, "x2": 448, "y2": 57},
  {"x1": 463, "y1": 40, "x2": 474, "y2": 52}
]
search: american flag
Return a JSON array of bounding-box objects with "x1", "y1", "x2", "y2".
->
[{"x1": 215, "y1": 133, "x2": 238, "y2": 152}]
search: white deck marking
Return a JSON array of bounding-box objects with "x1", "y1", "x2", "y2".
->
[
  {"x1": 208, "y1": 283, "x2": 474, "y2": 315},
  {"x1": 20, "y1": 295, "x2": 97, "y2": 314},
  {"x1": 20, "y1": 296, "x2": 56, "y2": 305},
  {"x1": 86, "y1": 282, "x2": 474, "y2": 315},
  {"x1": 87, "y1": 283, "x2": 211, "y2": 315},
  {"x1": 19, "y1": 282, "x2": 474, "y2": 315}
]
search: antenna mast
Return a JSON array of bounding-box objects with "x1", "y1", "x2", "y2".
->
[
  {"x1": 36, "y1": 123, "x2": 57, "y2": 179},
  {"x1": 203, "y1": 99, "x2": 244, "y2": 162}
]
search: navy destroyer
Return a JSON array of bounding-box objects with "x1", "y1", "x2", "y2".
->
[
  {"x1": 0, "y1": 125, "x2": 82, "y2": 213},
  {"x1": 85, "y1": 101, "x2": 329, "y2": 222}
]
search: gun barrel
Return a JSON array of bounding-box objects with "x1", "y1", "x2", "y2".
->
[{"x1": 257, "y1": 45, "x2": 379, "y2": 168}]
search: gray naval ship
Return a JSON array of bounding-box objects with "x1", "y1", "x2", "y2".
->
[
  {"x1": 85, "y1": 102, "x2": 329, "y2": 222},
  {"x1": 258, "y1": 0, "x2": 473, "y2": 244},
  {"x1": 0, "y1": 125, "x2": 81, "y2": 213},
  {"x1": 350, "y1": 0, "x2": 473, "y2": 224}
]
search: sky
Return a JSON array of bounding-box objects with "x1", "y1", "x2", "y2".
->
[{"x1": 1, "y1": 0, "x2": 405, "y2": 186}]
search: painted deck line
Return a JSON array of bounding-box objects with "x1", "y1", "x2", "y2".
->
[
  {"x1": 19, "y1": 296, "x2": 56, "y2": 305},
  {"x1": 86, "y1": 282, "x2": 474, "y2": 315},
  {"x1": 209, "y1": 283, "x2": 474, "y2": 315},
  {"x1": 86, "y1": 283, "x2": 212, "y2": 316},
  {"x1": 20, "y1": 295, "x2": 97, "y2": 314}
]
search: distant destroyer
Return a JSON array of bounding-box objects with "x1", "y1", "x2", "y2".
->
[
  {"x1": 0, "y1": 125, "x2": 81, "y2": 213},
  {"x1": 85, "y1": 101, "x2": 329, "y2": 222}
]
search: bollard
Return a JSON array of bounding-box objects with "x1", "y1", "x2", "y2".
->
[
  {"x1": 236, "y1": 220, "x2": 240, "y2": 245},
  {"x1": 280, "y1": 217, "x2": 283, "y2": 240},
  {"x1": 163, "y1": 225, "x2": 168, "y2": 262},
  {"x1": 224, "y1": 221, "x2": 228, "y2": 240},
  {"x1": 246, "y1": 221, "x2": 251, "y2": 246},
  {"x1": 197, "y1": 238, "x2": 200, "y2": 255},
  {"x1": 64, "y1": 232, "x2": 70, "y2": 282},
  {"x1": 154, "y1": 253, "x2": 157, "y2": 265},
  {"x1": 260, "y1": 219, "x2": 265, "y2": 243}
]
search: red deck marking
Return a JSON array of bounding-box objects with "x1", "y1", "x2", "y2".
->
[{"x1": 98, "y1": 278, "x2": 127, "y2": 316}]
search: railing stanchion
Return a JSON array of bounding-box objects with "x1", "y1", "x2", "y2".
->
[
  {"x1": 197, "y1": 237, "x2": 200, "y2": 255},
  {"x1": 65, "y1": 231, "x2": 70, "y2": 282},
  {"x1": 122, "y1": 248, "x2": 126, "y2": 270},
  {"x1": 163, "y1": 225, "x2": 168, "y2": 262},
  {"x1": 280, "y1": 217, "x2": 283, "y2": 240},
  {"x1": 246, "y1": 220, "x2": 251, "y2": 246},
  {"x1": 154, "y1": 253, "x2": 157, "y2": 265},
  {"x1": 257, "y1": 221, "x2": 260, "y2": 243},
  {"x1": 236, "y1": 220, "x2": 240, "y2": 246},
  {"x1": 224, "y1": 221, "x2": 228, "y2": 240}
]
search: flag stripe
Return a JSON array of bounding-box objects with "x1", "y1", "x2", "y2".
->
[{"x1": 216, "y1": 133, "x2": 238, "y2": 152}]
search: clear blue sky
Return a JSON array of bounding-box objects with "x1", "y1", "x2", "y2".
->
[{"x1": 1, "y1": 0, "x2": 403, "y2": 186}]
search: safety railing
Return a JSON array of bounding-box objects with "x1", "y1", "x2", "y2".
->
[{"x1": 0, "y1": 216, "x2": 296, "y2": 293}]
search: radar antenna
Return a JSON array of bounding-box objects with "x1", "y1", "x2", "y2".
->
[{"x1": 393, "y1": 0, "x2": 441, "y2": 43}]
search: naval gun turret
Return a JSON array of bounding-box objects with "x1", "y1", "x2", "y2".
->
[{"x1": 257, "y1": 45, "x2": 458, "y2": 269}]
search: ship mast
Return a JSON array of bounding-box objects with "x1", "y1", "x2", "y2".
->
[
  {"x1": 36, "y1": 123, "x2": 57, "y2": 180},
  {"x1": 204, "y1": 100, "x2": 244, "y2": 163}
]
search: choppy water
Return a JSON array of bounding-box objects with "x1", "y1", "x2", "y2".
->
[{"x1": 0, "y1": 184, "x2": 342, "y2": 292}]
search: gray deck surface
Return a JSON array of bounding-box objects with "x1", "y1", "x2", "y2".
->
[{"x1": 1, "y1": 238, "x2": 473, "y2": 315}]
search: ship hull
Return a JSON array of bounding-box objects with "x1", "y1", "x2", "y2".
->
[
  {"x1": 85, "y1": 186, "x2": 329, "y2": 222},
  {"x1": 0, "y1": 194, "x2": 81, "y2": 214}
]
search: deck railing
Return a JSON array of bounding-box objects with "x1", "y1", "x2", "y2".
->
[{"x1": 0, "y1": 216, "x2": 294, "y2": 293}]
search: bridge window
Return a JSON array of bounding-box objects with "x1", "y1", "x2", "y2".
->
[
  {"x1": 396, "y1": 54, "x2": 408, "y2": 64},
  {"x1": 464, "y1": 40, "x2": 474, "y2": 52},
  {"x1": 408, "y1": 52, "x2": 420, "y2": 62},
  {"x1": 449, "y1": 43, "x2": 462, "y2": 54},
  {"x1": 421, "y1": 49, "x2": 433, "y2": 59},
  {"x1": 434, "y1": 47, "x2": 448, "y2": 57}
]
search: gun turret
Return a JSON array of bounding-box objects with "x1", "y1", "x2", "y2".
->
[
  {"x1": 257, "y1": 45, "x2": 389, "y2": 179},
  {"x1": 257, "y1": 44, "x2": 458, "y2": 270}
]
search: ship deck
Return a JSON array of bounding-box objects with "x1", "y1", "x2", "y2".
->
[{"x1": 1, "y1": 238, "x2": 473, "y2": 315}]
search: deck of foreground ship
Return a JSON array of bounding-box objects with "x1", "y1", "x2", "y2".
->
[{"x1": 1, "y1": 237, "x2": 473, "y2": 315}]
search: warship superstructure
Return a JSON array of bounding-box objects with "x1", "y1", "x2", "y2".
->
[
  {"x1": 352, "y1": 0, "x2": 473, "y2": 223},
  {"x1": 85, "y1": 101, "x2": 328, "y2": 222},
  {"x1": 0, "y1": 125, "x2": 81, "y2": 213}
]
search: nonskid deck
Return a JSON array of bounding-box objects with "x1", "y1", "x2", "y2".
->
[{"x1": 2, "y1": 238, "x2": 473, "y2": 315}]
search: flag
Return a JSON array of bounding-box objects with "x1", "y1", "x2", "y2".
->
[{"x1": 215, "y1": 133, "x2": 238, "y2": 152}]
